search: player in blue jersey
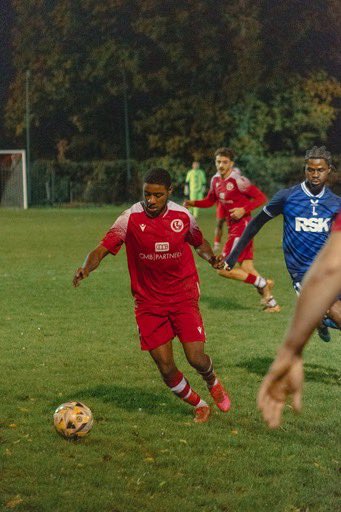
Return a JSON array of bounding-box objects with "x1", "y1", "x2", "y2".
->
[
  {"x1": 258, "y1": 212, "x2": 341, "y2": 428},
  {"x1": 224, "y1": 146, "x2": 341, "y2": 342}
]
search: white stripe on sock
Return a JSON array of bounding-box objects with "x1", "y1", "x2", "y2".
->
[
  {"x1": 183, "y1": 388, "x2": 192, "y2": 400},
  {"x1": 255, "y1": 276, "x2": 266, "y2": 288},
  {"x1": 171, "y1": 377, "x2": 187, "y2": 394},
  {"x1": 196, "y1": 399, "x2": 208, "y2": 408}
]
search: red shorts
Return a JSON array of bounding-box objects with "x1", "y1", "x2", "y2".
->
[
  {"x1": 216, "y1": 202, "x2": 225, "y2": 220},
  {"x1": 222, "y1": 218, "x2": 254, "y2": 262},
  {"x1": 135, "y1": 300, "x2": 206, "y2": 351}
]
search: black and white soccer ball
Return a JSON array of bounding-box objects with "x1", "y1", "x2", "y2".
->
[{"x1": 53, "y1": 401, "x2": 93, "y2": 440}]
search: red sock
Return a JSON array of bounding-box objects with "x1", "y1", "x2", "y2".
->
[
  {"x1": 244, "y1": 273, "x2": 257, "y2": 285},
  {"x1": 164, "y1": 370, "x2": 201, "y2": 407}
]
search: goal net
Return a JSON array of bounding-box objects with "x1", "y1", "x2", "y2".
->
[{"x1": 0, "y1": 150, "x2": 28, "y2": 208}]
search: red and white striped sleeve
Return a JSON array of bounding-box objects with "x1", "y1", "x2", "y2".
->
[
  {"x1": 101, "y1": 209, "x2": 130, "y2": 255},
  {"x1": 185, "y1": 212, "x2": 204, "y2": 248}
]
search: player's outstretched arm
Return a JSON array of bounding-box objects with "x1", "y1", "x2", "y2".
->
[
  {"x1": 258, "y1": 230, "x2": 341, "y2": 428},
  {"x1": 184, "y1": 190, "x2": 216, "y2": 210},
  {"x1": 183, "y1": 199, "x2": 194, "y2": 208},
  {"x1": 224, "y1": 210, "x2": 271, "y2": 269},
  {"x1": 196, "y1": 239, "x2": 225, "y2": 269},
  {"x1": 73, "y1": 244, "x2": 110, "y2": 287}
]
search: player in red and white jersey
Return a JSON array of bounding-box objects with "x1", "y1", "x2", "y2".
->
[
  {"x1": 73, "y1": 168, "x2": 231, "y2": 423},
  {"x1": 258, "y1": 209, "x2": 341, "y2": 428},
  {"x1": 211, "y1": 168, "x2": 241, "y2": 253},
  {"x1": 184, "y1": 147, "x2": 280, "y2": 312}
]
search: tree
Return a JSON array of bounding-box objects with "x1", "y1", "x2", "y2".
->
[{"x1": 4, "y1": 0, "x2": 340, "y2": 165}]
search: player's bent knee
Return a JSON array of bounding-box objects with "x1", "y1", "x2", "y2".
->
[
  {"x1": 156, "y1": 360, "x2": 178, "y2": 379},
  {"x1": 186, "y1": 353, "x2": 208, "y2": 372},
  {"x1": 159, "y1": 367, "x2": 178, "y2": 380}
]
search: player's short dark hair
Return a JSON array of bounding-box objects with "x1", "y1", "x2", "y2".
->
[
  {"x1": 304, "y1": 146, "x2": 332, "y2": 166},
  {"x1": 143, "y1": 168, "x2": 172, "y2": 189},
  {"x1": 214, "y1": 147, "x2": 235, "y2": 160}
]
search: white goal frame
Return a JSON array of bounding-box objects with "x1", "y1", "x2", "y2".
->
[{"x1": 0, "y1": 150, "x2": 28, "y2": 209}]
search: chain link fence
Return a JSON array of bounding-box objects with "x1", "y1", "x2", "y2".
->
[{"x1": 28, "y1": 156, "x2": 340, "y2": 207}]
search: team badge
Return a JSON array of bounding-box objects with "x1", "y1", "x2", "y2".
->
[
  {"x1": 139, "y1": 224, "x2": 146, "y2": 231},
  {"x1": 310, "y1": 199, "x2": 318, "y2": 216},
  {"x1": 171, "y1": 219, "x2": 184, "y2": 232},
  {"x1": 226, "y1": 182, "x2": 234, "y2": 191}
]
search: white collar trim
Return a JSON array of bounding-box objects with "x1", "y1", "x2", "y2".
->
[{"x1": 301, "y1": 181, "x2": 325, "y2": 199}]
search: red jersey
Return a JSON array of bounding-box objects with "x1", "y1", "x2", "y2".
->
[
  {"x1": 332, "y1": 210, "x2": 341, "y2": 232},
  {"x1": 101, "y1": 201, "x2": 204, "y2": 306},
  {"x1": 194, "y1": 169, "x2": 267, "y2": 226}
]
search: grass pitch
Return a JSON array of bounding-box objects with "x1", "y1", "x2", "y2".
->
[{"x1": 1, "y1": 206, "x2": 340, "y2": 512}]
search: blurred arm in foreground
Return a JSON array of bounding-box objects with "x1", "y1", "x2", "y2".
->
[{"x1": 258, "y1": 217, "x2": 341, "y2": 428}]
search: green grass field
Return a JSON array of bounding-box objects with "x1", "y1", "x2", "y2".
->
[{"x1": 1, "y1": 207, "x2": 340, "y2": 512}]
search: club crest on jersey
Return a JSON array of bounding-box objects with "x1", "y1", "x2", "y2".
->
[
  {"x1": 155, "y1": 242, "x2": 169, "y2": 252},
  {"x1": 171, "y1": 219, "x2": 184, "y2": 232},
  {"x1": 295, "y1": 217, "x2": 330, "y2": 232},
  {"x1": 310, "y1": 199, "x2": 319, "y2": 216},
  {"x1": 226, "y1": 182, "x2": 234, "y2": 191},
  {"x1": 197, "y1": 326, "x2": 202, "y2": 334},
  {"x1": 139, "y1": 224, "x2": 146, "y2": 232}
]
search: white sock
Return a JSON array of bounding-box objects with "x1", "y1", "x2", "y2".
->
[
  {"x1": 265, "y1": 297, "x2": 277, "y2": 308},
  {"x1": 208, "y1": 378, "x2": 218, "y2": 389},
  {"x1": 254, "y1": 276, "x2": 266, "y2": 288},
  {"x1": 196, "y1": 399, "x2": 208, "y2": 408}
]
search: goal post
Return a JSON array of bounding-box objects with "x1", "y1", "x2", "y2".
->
[{"x1": 0, "y1": 150, "x2": 28, "y2": 209}]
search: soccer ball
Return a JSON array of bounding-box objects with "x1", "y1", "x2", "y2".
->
[{"x1": 53, "y1": 401, "x2": 93, "y2": 440}]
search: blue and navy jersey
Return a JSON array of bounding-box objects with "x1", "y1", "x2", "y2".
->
[{"x1": 263, "y1": 182, "x2": 341, "y2": 281}]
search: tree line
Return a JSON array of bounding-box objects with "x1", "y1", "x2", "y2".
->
[{"x1": 4, "y1": 0, "x2": 341, "y2": 185}]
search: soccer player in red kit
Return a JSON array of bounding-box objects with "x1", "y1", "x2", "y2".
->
[
  {"x1": 184, "y1": 147, "x2": 280, "y2": 311},
  {"x1": 213, "y1": 167, "x2": 240, "y2": 253},
  {"x1": 73, "y1": 168, "x2": 230, "y2": 423}
]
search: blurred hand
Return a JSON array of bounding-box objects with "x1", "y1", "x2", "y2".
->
[
  {"x1": 257, "y1": 348, "x2": 303, "y2": 428},
  {"x1": 209, "y1": 254, "x2": 225, "y2": 270},
  {"x1": 223, "y1": 256, "x2": 236, "y2": 271},
  {"x1": 72, "y1": 267, "x2": 89, "y2": 287},
  {"x1": 229, "y1": 207, "x2": 246, "y2": 220},
  {"x1": 183, "y1": 200, "x2": 194, "y2": 208}
]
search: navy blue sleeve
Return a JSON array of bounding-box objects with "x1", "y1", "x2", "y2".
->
[
  {"x1": 263, "y1": 188, "x2": 291, "y2": 218},
  {"x1": 224, "y1": 188, "x2": 291, "y2": 269},
  {"x1": 224, "y1": 211, "x2": 271, "y2": 268}
]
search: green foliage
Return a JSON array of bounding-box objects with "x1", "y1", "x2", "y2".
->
[
  {"x1": 4, "y1": 1, "x2": 341, "y2": 164},
  {"x1": 228, "y1": 95, "x2": 271, "y2": 157},
  {"x1": 29, "y1": 150, "x2": 340, "y2": 206},
  {"x1": 270, "y1": 73, "x2": 341, "y2": 152}
]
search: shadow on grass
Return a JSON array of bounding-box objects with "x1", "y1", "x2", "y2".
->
[
  {"x1": 73, "y1": 384, "x2": 188, "y2": 416},
  {"x1": 237, "y1": 357, "x2": 341, "y2": 386},
  {"x1": 200, "y1": 295, "x2": 251, "y2": 311}
]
